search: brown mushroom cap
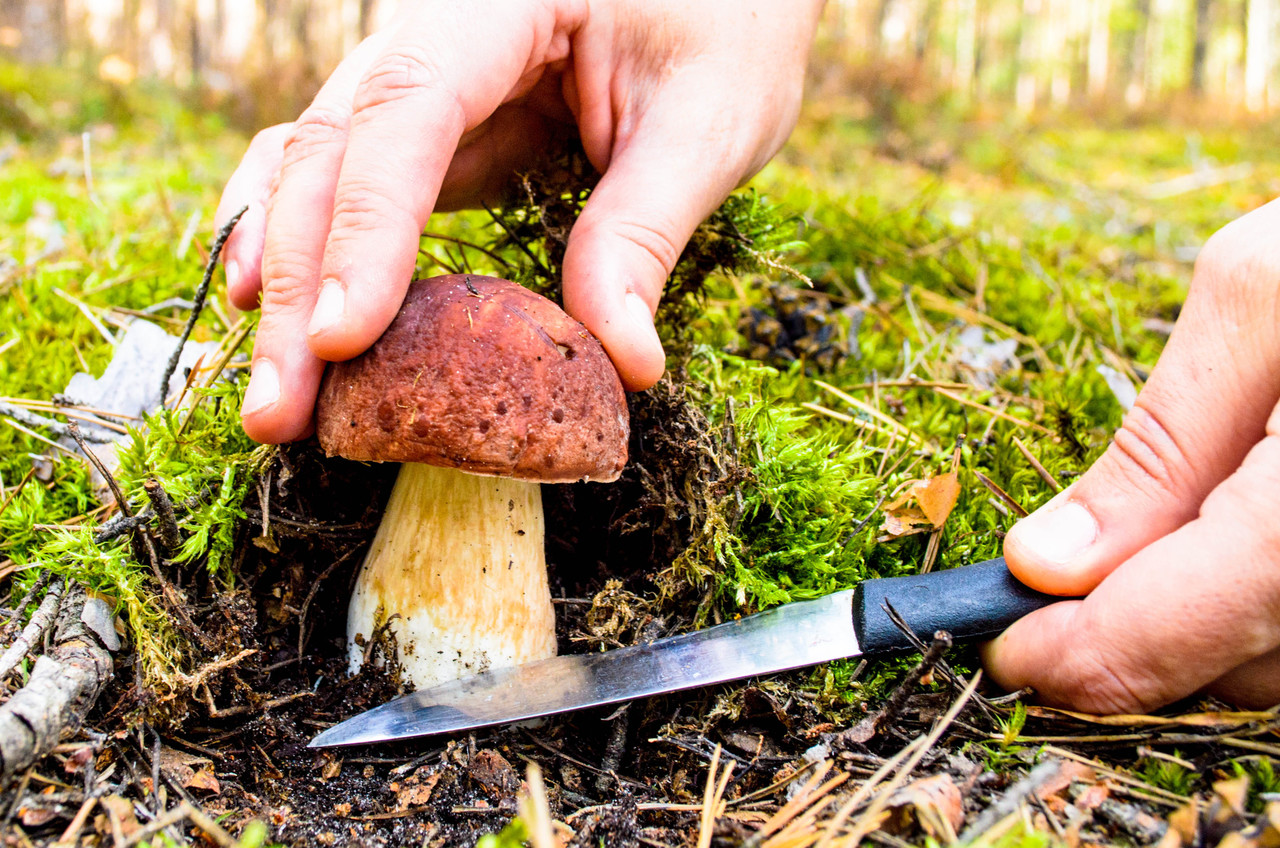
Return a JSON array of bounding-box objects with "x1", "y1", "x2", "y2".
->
[{"x1": 316, "y1": 274, "x2": 629, "y2": 483}]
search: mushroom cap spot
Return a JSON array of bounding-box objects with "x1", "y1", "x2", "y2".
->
[{"x1": 316, "y1": 275, "x2": 630, "y2": 483}]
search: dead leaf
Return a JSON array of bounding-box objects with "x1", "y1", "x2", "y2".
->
[
  {"x1": 880, "y1": 473, "x2": 961, "y2": 539},
  {"x1": 96, "y1": 795, "x2": 141, "y2": 839},
  {"x1": 63, "y1": 744, "x2": 96, "y2": 775},
  {"x1": 395, "y1": 768, "x2": 441, "y2": 811},
  {"x1": 886, "y1": 773, "x2": 964, "y2": 841},
  {"x1": 469, "y1": 749, "x2": 520, "y2": 796},
  {"x1": 916, "y1": 472, "x2": 960, "y2": 525},
  {"x1": 1214, "y1": 776, "x2": 1250, "y2": 819},
  {"x1": 1032, "y1": 760, "x2": 1096, "y2": 802},
  {"x1": 186, "y1": 766, "x2": 221, "y2": 794},
  {"x1": 158, "y1": 745, "x2": 213, "y2": 788},
  {"x1": 18, "y1": 805, "x2": 57, "y2": 827}
]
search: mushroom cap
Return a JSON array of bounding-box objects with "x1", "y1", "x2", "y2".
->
[{"x1": 316, "y1": 274, "x2": 629, "y2": 483}]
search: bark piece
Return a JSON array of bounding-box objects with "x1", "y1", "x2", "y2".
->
[{"x1": 0, "y1": 583, "x2": 113, "y2": 784}]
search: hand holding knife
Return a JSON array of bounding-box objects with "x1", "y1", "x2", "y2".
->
[{"x1": 310, "y1": 557, "x2": 1063, "y2": 748}]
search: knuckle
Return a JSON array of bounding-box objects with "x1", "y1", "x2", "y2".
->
[
  {"x1": 281, "y1": 107, "x2": 349, "y2": 164},
  {"x1": 607, "y1": 217, "x2": 686, "y2": 279},
  {"x1": 1105, "y1": 401, "x2": 1198, "y2": 499},
  {"x1": 353, "y1": 48, "x2": 461, "y2": 122},
  {"x1": 1062, "y1": 639, "x2": 1160, "y2": 714},
  {"x1": 329, "y1": 179, "x2": 415, "y2": 233},
  {"x1": 259, "y1": 254, "x2": 319, "y2": 314},
  {"x1": 1193, "y1": 215, "x2": 1280, "y2": 304}
]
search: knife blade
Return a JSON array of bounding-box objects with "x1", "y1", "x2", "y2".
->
[{"x1": 309, "y1": 557, "x2": 1060, "y2": 748}]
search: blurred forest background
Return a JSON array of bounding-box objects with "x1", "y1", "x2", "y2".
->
[{"x1": 1, "y1": 0, "x2": 1279, "y2": 128}]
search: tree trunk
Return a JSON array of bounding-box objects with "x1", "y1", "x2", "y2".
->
[
  {"x1": 1190, "y1": 0, "x2": 1212, "y2": 94},
  {"x1": 1245, "y1": 0, "x2": 1272, "y2": 110},
  {"x1": 954, "y1": 0, "x2": 977, "y2": 101},
  {"x1": 1088, "y1": 0, "x2": 1112, "y2": 97},
  {"x1": 1016, "y1": 0, "x2": 1042, "y2": 111}
]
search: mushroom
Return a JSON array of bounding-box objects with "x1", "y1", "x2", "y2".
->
[{"x1": 315, "y1": 274, "x2": 629, "y2": 690}]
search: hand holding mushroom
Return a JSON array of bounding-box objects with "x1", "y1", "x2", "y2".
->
[{"x1": 214, "y1": 0, "x2": 826, "y2": 444}]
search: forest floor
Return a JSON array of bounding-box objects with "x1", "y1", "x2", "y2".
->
[{"x1": 1, "y1": 64, "x2": 1279, "y2": 847}]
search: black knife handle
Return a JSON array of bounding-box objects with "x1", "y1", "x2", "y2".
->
[{"x1": 852, "y1": 557, "x2": 1068, "y2": 654}]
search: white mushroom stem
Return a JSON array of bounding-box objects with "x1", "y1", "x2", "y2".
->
[{"x1": 346, "y1": 462, "x2": 557, "y2": 690}]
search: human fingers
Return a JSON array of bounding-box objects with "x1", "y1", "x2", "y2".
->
[
  {"x1": 241, "y1": 34, "x2": 389, "y2": 443},
  {"x1": 1003, "y1": 199, "x2": 1280, "y2": 596},
  {"x1": 984, "y1": 405, "x2": 1280, "y2": 712},
  {"x1": 306, "y1": 0, "x2": 579, "y2": 361},
  {"x1": 560, "y1": 0, "x2": 820, "y2": 389},
  {"x1": 985, "y1": 414, "x2": 1280, "y2": 712},
  {"x1": 560, "y1": 103, "x2": 732, "y2": 390},
  {"x1": 1205, "y1": 645, "x2": 1280, "y2": 709},
  {"x1": 215, "y1": 123, "x2": 290, "y2": 310}
]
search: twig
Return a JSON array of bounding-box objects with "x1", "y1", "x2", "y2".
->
[
  {"x1": 0, "y1": 401, "x2": 75, "y2": 438},
  {"x1": 834, "y1": 627, "x2": 952, "y2": 747},
  {"x1": 697, "y1": 745, "x2": 735, "y2": 848},
  {"x1": 0, "y1": 570, "x2": 51, "y2": 643},
  {"x1": 482, "y1": 202, "x2": 554, "y2": 279},
  {"x1": 0, "y1": 582, "x2": 113, "y2": 783},
  {"x1": 55, "y1": 794, "x2": 98, "y2": 846},
  {"x1": 93, "y1": 512, "x2": 152, "y2": 545},
  {"x1": 744, "y1": 761, "x2": 846, "y2": 847},
  {"x1": 836, "y1": 672, "x2": 984, "y2": 846},
  {"x1": 143, "y1": 478, "x2": 182, "y2": 554},
  {"x1": 972, "y1": 469, "x2": 1029, "y2": 518},
  {"x1": 933, "y1": 385, "x2": 1054, "y2": 435},
  {"x1": 958, "y1": 758, "x2": 1067, "y2": 841},
  {"x1": 1012, "y1": 435, "x2": 1062, "y2": 491},
  {"x1": 0, "y1": 578, "x2": 64, "y2": 682},
  {"x1": 159, "y1": 205, "x2": 247, "y2": 404},
  {"x1": 67, "y1": 424, "x2": 130, "y2": 518}
]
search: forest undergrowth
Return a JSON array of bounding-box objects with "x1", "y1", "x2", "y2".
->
[{"x1": 0, "y1": 63, "x2": 1278, "y2": 847}]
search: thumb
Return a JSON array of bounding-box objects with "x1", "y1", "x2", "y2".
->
[
  {"x1": 562, "y1": 97, "x2": 769, "y2": 391},
  {"x1": 1003, "y1": 205, "x2": 1280, "y2": 596}
]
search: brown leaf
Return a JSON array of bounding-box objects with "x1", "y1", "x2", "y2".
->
[
  {"x1": 469, "y1": 749, "x2": 520, "y2": 795},
  {"x1": 886, "y1": 773, "x2": 964, "y2": 841},
  {"x1": 1214, "y1": 776, "x2": 1251, "y2": 819},
  {"x1": 18, "y1": 806, "x2": 57, "y2": 827},
  {"x1": 96, "y1": 795, "x2": 141, "y2": 839},
  {"x1": 1032, "y1": 760, "x2": 1096, "y2": 802},
  {"x1": 916, "y1": 472, "x2": 960, "y2": 526},
  {"x1": 880, "y1": 473, "x2": 961, "y2": 539},
  {"x1": 320, "y1": 755, "x2": 342, "y2": 782},
  {"x1": 395, "y1": 769, "x2": 441, "y2": 812},
  {"x1": 186, "y1": 766, "x2": 221, "y2": 794}
]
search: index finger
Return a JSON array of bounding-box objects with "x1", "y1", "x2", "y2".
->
[{"x1": 305, "y1": 0, "x2": 578, "y2": 361}]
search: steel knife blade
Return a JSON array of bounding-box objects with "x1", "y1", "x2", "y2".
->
[{"x1": 309, "y1": 557, "x2": 1060, "y2": 748}]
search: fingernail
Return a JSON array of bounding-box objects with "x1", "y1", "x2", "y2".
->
[
  {"x1": 625, "y1": 292, "x2": 655, "y2": 327},
  {"x1": 1012, "y1": 500, "x2": 1099, "y2": 566},
  {"x1": 309, "y1": 281, "x2": 346, "y2": 335},
  {"x1": 225, "y1": 259, "x2": 240, "y2": 292},
  {"x1": 242, "y1": 360, "x2": 280, "y2": 417}
]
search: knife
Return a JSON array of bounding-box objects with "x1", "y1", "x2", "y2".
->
[{"x1": 310, "y1": 557, "x2": 1061, "y2": 748}]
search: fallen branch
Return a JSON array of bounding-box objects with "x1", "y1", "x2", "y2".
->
[
  {"x1": 0, "y1": 582, "x2": 114, "y2": 784},
  {"x1": 0, "y1": 577, "x2": 64, "y2": 682}
]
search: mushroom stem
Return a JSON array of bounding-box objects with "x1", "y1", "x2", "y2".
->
[{"x1": 346, "y1": 462, "x2": 557, "y2": 689}]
